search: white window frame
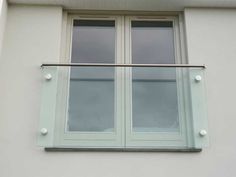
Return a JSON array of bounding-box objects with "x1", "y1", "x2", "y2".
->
[
  {"x1": 124, "y1": 16, "x2": 189, "y2": 148},
  {"x1": 55, "y1": 15, "x2": 125, "y2": 147}
]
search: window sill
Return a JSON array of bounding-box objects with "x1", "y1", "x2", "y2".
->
[{"x1": 44, "y1": 147, "x2": 202, "y2": 152}]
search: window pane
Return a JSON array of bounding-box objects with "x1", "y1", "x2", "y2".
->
[
  {"x1": 68, "y1": 67, "x2": 115, "y2": 132},
  {"x1": 131, "y1": 21, "x2": 175, "y2": 64},
  {"x1": 72, "y1": 20, "x2": 115, "y2": 63},
  {"x1": 132, "y1": 67, "x2": 179, "y2": 132},
  {"x1": 68, "y1": 19, "x2": 116, "y2": 132},
  {"x1": 131, "y1": 21, "x2": 179, "y2": 133}
]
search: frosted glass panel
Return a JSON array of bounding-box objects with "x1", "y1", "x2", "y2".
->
[
  {"x1": 132, "y1": 67, "x2": 179, "y2": 132},
  {"x1": 72, "y1": 20, "x2": 115, "y2": 63},
  {"x1": 68, "y1": 67, "x2": 114, "y2": 132},
  {"x1": 39, "y1": 65, "x2": 208, "y2": 148},
  {"x1": 131, "y1": 21, "x2": 175, "y2": 64}
]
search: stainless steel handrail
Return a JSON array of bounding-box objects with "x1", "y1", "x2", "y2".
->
[{"x1": 41, "y1": 63, "x2": 206, "y2": 68}]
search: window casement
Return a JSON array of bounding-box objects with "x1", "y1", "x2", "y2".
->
[{"x1": 38, "y1": 14, "x2": 209, "y2": 151}]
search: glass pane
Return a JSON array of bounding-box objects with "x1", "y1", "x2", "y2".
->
[
  {"x1": 131, "y1": 21, "x2": 178, "y2": 132},
  {"x1": 68, "y1": 67, "x2": 114, "y2": 132},
  {"x1": 71, "y1": 20, "x2": 115, "y2": 63},
  {"x1": 132, "y1": 67, "x2": 179, "y2": 132},
  {"x1": 131, "y1": 21, "x2": 175, "y2": 64},
  {"x1": 68, "y1": 19, "x2": 116, "y2": 132}
]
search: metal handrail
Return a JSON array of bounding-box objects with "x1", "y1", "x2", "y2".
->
[{"x1": 41, "y1": 63, "x2": 206, "y2": 68}]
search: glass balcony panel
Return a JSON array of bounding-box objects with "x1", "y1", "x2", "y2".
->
[{"x1": 39, "y1": 65, "x2": 208, "y2": 148}]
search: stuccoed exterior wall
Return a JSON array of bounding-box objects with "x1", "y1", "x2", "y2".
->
[
  {"x1": 0, "y1": 0, "x2": 7, "y2": 57},
  {"x1": 0, "y1": 5, "x2": 235, "y2": 177},
  {"x1": 184, "y1": 8, "x2": 236, "y2": 176}
]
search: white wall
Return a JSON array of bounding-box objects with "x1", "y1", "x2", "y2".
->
[
  {"x1": 185, "y1": 8, "x2": 236, "y2": 176},
  {"x1": 0, "y1": 5, "x2": 236, "y2": 177},
  {"x1": 0, "y1": 0, "x2": 7, "y2": 57}
]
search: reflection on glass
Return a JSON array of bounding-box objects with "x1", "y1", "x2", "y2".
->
[
  {"x1": 131, "y1": 21, "x2": 175, "y2": 64},
  {"x1": 131, "y1": 21, "x2": 179, "y2": 132},
  {"x1": 68, "y1": 67, "x2": 114, "y2": 132},
  {"x1": 72, "y1": 20, "x2": 115, "y2": 63}
]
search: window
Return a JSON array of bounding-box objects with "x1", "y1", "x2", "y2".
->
[{"x1": 38, "y1": 14, "x2": 209, "y2": 150}]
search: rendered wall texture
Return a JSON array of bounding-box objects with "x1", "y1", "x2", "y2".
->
[
  {"x1": 0, "y1": 5, "x2": 235, "y2": 177},
  {"x1": 0, "y1": 0, "x2": 7, "y2": 57},
  {"x1": 185, "y1": 9, "x2": 236, "y2": 176}
]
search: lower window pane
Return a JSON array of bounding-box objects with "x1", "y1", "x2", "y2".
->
[
  {"x1": 67, "y1": 67, "x2": 115, "y2": 132},
  {"x1": 132, "y1": 68, "x2": 179, "y2": 132}
]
